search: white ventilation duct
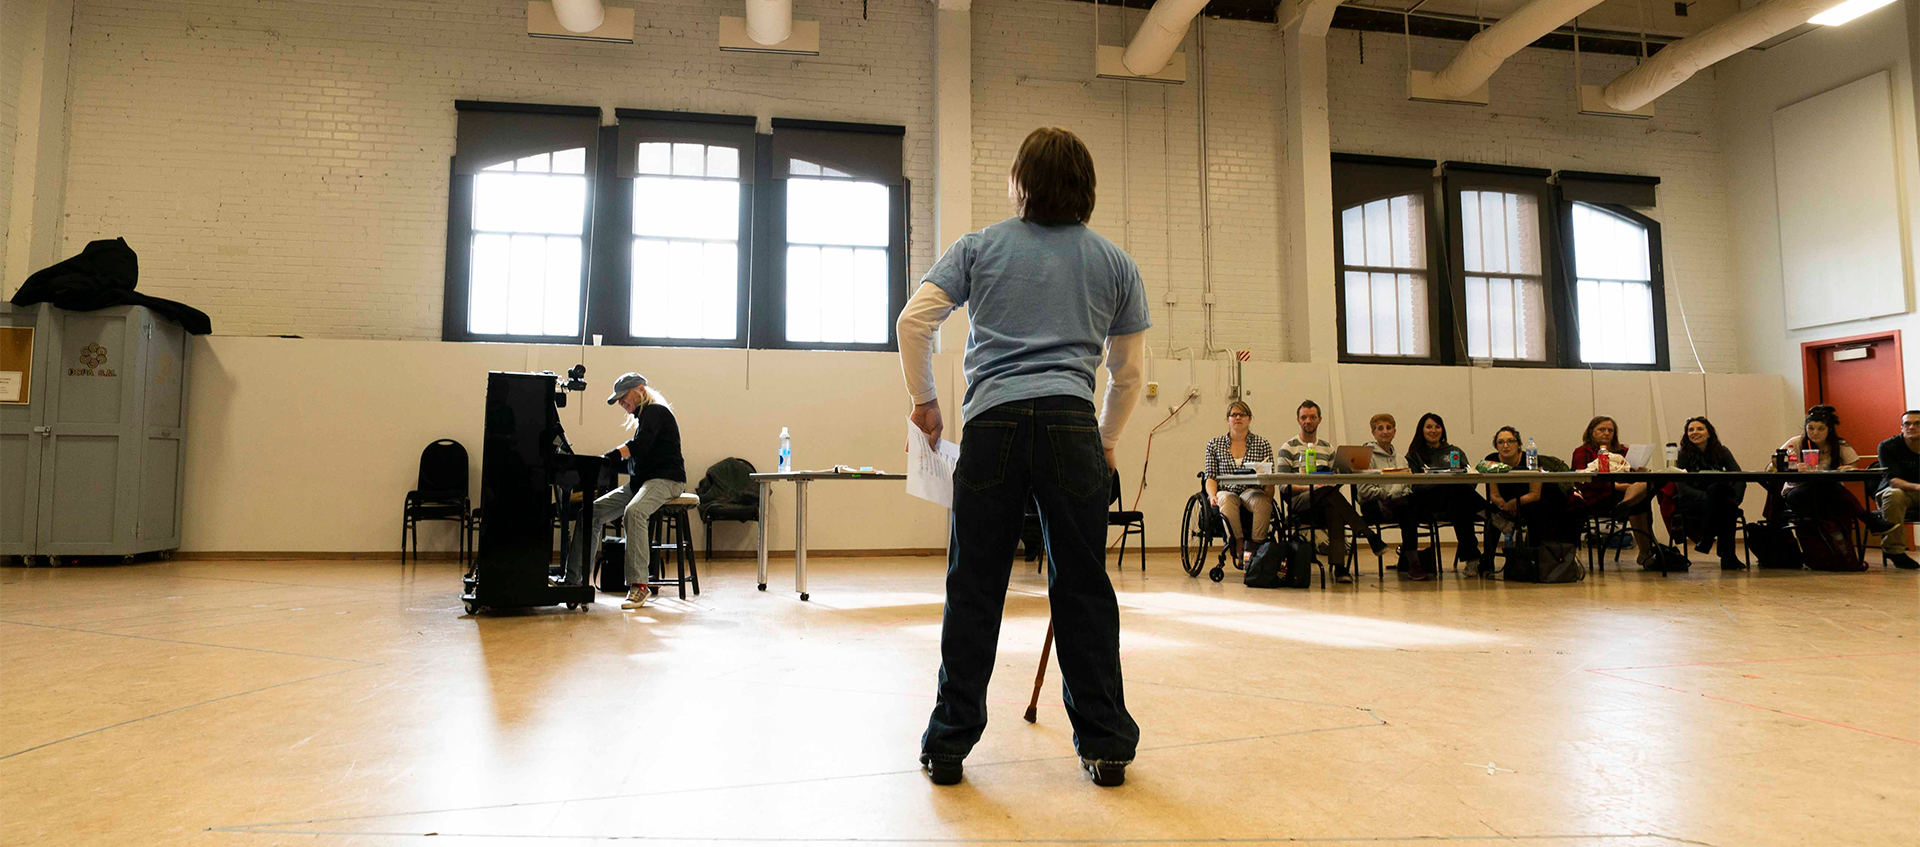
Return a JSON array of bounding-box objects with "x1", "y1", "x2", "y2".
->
[
  {"x1": 1602, "y1": 0, "x2": 1835, "y2": 111},
  {"x1": 550, "y1": 0, "x2": 605, "y2": 33},
  {"x1": 746, "y1": 0, "x2": 793, "y2": 46},
  {"x1": 1426, "y1": 0, "x2": 1609, "y2": 99},
  {"x1": 1122, "y1": 0, "x2": 1210, "y2": 76}
]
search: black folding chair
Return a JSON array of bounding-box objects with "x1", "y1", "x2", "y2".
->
[{"x1": 402, "y1": 439, "x2": 472, "y2": 565}]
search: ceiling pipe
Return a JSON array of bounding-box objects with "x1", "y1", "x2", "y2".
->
[
  {"x1": 1602, "y1": 0, "x2": 1836, "y2": 111},
  {"x1": 1122, "y1": 0, "x2": 1210, "y2": 76},
  {"x1": 550, "y1": 0, "x2": 605, "y2": 33},
  {"x1": 1426, "y1": 0, "x2": 1609, "y2": 99},
  {"x1": 746, "y1": 0, "x2": 794, "y2": 46}
]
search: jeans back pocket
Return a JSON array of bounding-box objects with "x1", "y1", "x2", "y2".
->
[{"x1": 956, "y1": 420, "x2": 1019, "y2": 492}]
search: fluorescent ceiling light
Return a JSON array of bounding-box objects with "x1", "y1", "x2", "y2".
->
[{"x1": 1809, "y1": 0, "x2": 1896, "y2": 25}]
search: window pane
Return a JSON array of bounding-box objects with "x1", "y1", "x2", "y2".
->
[
  {"x1": 514, "y1": 153, "x2": 550, "y2": 173},
  {"x1": 1341, "y1": 206, "x2": 1366, "y2": 267},
  {"x1": 506, "y1": 235, "x2": 548, "y2": 336},
  {"x1": 474, "y1": 173, "x2": 586, "y2": 235},
  {"x1": 1343, "y1": 270, "x2": 1371, "y2": 355},
  {"x1": 1363, "y1": 200, "x2": 1391, "y2": 267},
  {"x1": 1397, "y1": 273, "x2": 1428, "y2": 355},
  {"x1": 707, "y1": 146, "x2": 740, "y2": 179},
  {"x1": 631, "y1": 239, "x2": 671, "y2": 338},
  {"x1": 1370, "y1": 272, "x2": 1397, "y2": 355},
  {"x1": 551, "y1": 147, "x2": 586, "y2": 175},
  {"x1": 542, "y1": 237, "x2": 581, "y2": 336},
  {"x1": 790, "y1": 159, "x2": 821, "y2": 176},
  {"x1": 818, "y1": 246, "x2": 856, "y2": 342},
  {"x1": 633, "y1": 178, "x2": 740, "y2": 240},
  {"x1": 1389, "y1": 195, "x2": 1422, "y2": 269},
  {"x1": 1516, "y1": 278, "x2": 1547, "y2": 360},
  {"x1": 469, "y1": 234, "x2": 511, "y2": 334},
  {"x1": 1465, "y1": 276, "x2": 1490, "y2": 359},
  {"x1": 1489, "y1": 276, "x2": 1516, "y2": 360},
  {"x1": 672, "y1": 143, "x2": 705, "y2": 176},
  {"x1": 667, "y1": 240, "x2": 703, "y2": 334},
  {"x1": 787, "y1": 179, "x2": 888, "y2": 247},
  {"x1": 786, "y1": 245, "x2": 821, "y2": 342},
  {"x1": 704, "y1": 242, "x2": 738, "y2": 340},
  {"x1": 636, "y1": 143, "x2": 672, "y2": 176},
  {"x1": 854, "y1": 248, "x2": 889, "y2": 343}
]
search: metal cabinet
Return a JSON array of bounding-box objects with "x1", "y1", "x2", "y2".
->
[{"x1": 0, "y1": 303, "x2": 189, "y2": 560}]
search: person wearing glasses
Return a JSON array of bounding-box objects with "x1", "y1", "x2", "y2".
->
[
  {"x1": 1202, "y1": 400, "x2": 1276, "y2": 561},
  {"x1": 1672, "y1": 416, "x2": 1746, "y2": 570},
  {"x1": 1484, "y1": 426, "x2": 1564, "y2": 550},
  {"x1": 1875, "y1": 410, "x2": 1920, "y2": 569},
  {"x1": 1780, "y1": 405, "x2": 1897, "y2": 536}
]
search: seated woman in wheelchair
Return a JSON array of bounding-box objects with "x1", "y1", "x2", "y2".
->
[{"x1": 1202, "y1": 400, "x2": 1277, "y2": 561}]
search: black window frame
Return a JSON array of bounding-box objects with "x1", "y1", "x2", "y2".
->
[
  {"x1": 1331, "y1": 153, "x2": 1445, "y2": 366},
  {"x1": 442, "y1": 100, "x2": 602, "y2": 345},
  {"x1": 1554, "y1": 170, "x2": 1667, "y2": 371},
  {"x1": 1442, "y1": 161, "x2": 1560, "y2": 369},
  {"x1": 444, "y1": 107, "x2": 909, "y2": 353},
  {"x1": 593, "y1": 109, "x2": 759, "y2": 350},
  {"x1": 751, "y1": 118, "x2": 909, "y2": 353}
]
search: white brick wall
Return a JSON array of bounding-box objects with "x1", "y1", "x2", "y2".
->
[
  {"x1": 1, "y1": 0, "x2": 28, "y2": 279},
  {"x1": 969, "y1": 0, "x2": 1288, "y2": 362},
  {"x1": 59, "y1": 0, "x2": 934, "y2": 339},
  {"x1": 1327, "y1": 30, "x2": 1739, "y2": 374}
]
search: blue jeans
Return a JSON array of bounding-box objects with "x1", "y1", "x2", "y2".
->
[{"x1": 921, "y1": 396, "x2": 1139, "y2": 765}]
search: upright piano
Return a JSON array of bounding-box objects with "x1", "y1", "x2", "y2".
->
[{"x1": 461, "y1": 370, "x2": 606, "y2": 614}]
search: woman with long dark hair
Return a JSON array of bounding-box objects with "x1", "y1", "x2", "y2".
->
[
  {"x1": 1780, "y1": 406, "x2": 1898, "y2": 533},
  {"x1": 1673, "y1": 416, "x2": 1745, "y2": 569},
  {"x1": 1485, "y1": 426, "x2": 1567, "y2": 547},
  {"x1": 1398, "y1": 412, "x2": 1489, "y2": 579},
  {"x1": 1569, "y1": 415, "x2": 1657, "y2": 565}
]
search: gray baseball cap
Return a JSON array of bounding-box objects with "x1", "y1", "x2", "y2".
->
[{"x1": 606, "y1": 372, "x2": 648, "y2": 404}]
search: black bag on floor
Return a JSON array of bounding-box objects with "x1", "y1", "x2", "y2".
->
[
  {"x1": 1745, "y1": 519, "x2": 1803, "y2": 569},
  {"x1": 1506, "y1": 542, "x2": 1582, "y2": 583},
  {"x1": 1244, "y1": 540, "x2": 1314, "y2": 589},
  {"x1": 1795, "y1": 518, "x2": 1864, "y2": 572},
  {"x1": 596, "y1": 537, "x2": 627, "y2": 593}
]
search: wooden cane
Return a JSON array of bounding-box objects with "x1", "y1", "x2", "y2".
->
[{"x1": 1023, "y1": 620, "x2": 1055, "y2": 723}]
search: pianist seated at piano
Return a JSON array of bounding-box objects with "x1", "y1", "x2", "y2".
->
[{"x1": 561, "y1": 372, "x2": 686, "y2": 610}]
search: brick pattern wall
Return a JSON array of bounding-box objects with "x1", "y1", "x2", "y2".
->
[
  {"x1": 1327, "y1": 30, "x2": 1738, "y2": 373},
  {"x1": 1, "y1": 0, "x2": 28, "y2": 279},
  {"x1": 60, "y1": 0, "x2": 934, "y2": 338},
  {"x1": 969, "y1": 0, "x2": 1288, "y2": 362}
]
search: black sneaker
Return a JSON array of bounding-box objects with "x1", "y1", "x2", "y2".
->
[
  {"x1": 1366, "y1": 532, "x2": 1388, "y2": 557},
  {"x1": 1081, "y1": 759, "x2": 1126, "y2": 787},
  {"x1": 1889, "y1": 553, "x2": 1920, "y2": 570},
  {"x1": 921, "y1": 757, "x2": 962, "y2": 786},
  {"x1": 1334, "y1": 565, "x2": 1352, "y2": 584},
  {"x1": 1863, "y1": 512, "x2": 1897, "y2": 535},
  {"x1": 1719, "y1": 556, "x2": 1746, "y2": 571}
]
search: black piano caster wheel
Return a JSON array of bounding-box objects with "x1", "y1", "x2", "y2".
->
[
  {"x1": 463, "y1": 601, "x2": 479, "y2": 615},
  {"x1": 1209, "y1": 566, "x2": 1224, "y2": 583},
  {"x1": 566, "y1": 602, "x2": 582, "y2": 610},
  {"x1": 800, "y1": 593, "x2": 809, "y2": 601},
  {"x1": 757, "y1": 583, "x2": 766, "y2": 591}
]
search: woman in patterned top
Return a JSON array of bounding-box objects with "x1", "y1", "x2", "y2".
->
[{"x1": 1202, "y1": 400, "x2": 1276, "y2": 558}]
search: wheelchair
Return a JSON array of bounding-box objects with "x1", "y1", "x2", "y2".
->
[{"x1": 1180, "y1": 472, "x2": 1262, "y2": 583}]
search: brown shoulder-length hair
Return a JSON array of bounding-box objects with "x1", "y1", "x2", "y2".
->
[
  {"x1": 1581, "y1": 416, "x2": 1621, "y2": 450},
  {"x1": 1010, "y1": 127, "x2": 1096, "y2": 224}
]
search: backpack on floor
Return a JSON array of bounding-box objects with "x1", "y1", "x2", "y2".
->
[
  {"x1": 1745, "y1": 519, "x2": 1803, "y2": 569},
  {"x1": 1505, "y1": 542, "x2": 1583, "y2": 583},
  {"x1": 1243, "y1": 541, "x2": 1284, "y2": 588},
  {"x1": 1795, "y1": 518, "x2": 1865, "y2": 572}
]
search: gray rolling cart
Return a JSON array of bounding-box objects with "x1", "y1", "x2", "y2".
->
[{"x1": 0, "y1": 302, "x2": 190, "y2": 564}]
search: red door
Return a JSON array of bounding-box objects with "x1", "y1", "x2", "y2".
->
[
  {"x1": 1804, "y1": 332, "x2": 1907, "y2": 449},
  {"x1": 1803, "y1": 332, "x2": 1908, "y2": 548}
]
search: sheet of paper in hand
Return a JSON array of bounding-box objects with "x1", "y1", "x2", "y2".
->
[{"x1": 907, "y1": 423, "x2": 962, "y2": 509}]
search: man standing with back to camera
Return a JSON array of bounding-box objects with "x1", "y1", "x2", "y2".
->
[{"x1": 897, "y1": 126, "x2": 1148, "y2": 787}]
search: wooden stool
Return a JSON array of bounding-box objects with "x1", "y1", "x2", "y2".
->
[{"x1": 648, "y1": 494, "x2": 702, "y2": 599}]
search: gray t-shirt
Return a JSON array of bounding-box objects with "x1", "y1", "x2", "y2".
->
[{"x1": 924, "y1": 218, "x2": 1151, "y2": 420}]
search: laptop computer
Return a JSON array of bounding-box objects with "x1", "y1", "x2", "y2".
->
[{"x1": 1335, "y1": 445, "x2": 1372, "y2": 472}]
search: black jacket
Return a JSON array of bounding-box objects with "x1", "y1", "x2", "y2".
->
[
  {"x1": 10, "y1": 238, "x2": 212, "y2": 334},
  {"x1": 618, "y1": 403, "x2": 686, "y2": 484}
]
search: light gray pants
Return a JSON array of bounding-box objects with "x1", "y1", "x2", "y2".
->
[
  {"x1": 1877, "y1": 487, "x2": 1912, "y2": 554},
  {"x1": 565, "y1": 478, "x2": 687, "y2": 586}
]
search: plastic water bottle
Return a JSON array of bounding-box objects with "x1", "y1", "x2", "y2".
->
[
  {"x1": 1449, "y1": 450, "x2": 1461, "y2": 471},
  {"x1": 1525, "y1": 437, "x2": 1538, "y2": 471},
  {"x1": 778, "y1": 427, "x2": 792, "y2": 474},
  {"x1": 1303, "y1": 444, "x2": 1316, "y2": 474}
]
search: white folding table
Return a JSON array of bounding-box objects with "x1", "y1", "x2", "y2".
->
[{"x1": 751, "y1": 471, "x2": 907, "y2": 601}]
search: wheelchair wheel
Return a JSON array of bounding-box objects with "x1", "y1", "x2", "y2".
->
[
  {"x1": 1208, "y1": 565, "x2": 1225, "y2": 582},
  {"x1": 1181, "y1": 493, "x2": 1213, "y2": 577}
]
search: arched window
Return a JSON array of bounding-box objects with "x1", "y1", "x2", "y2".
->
[
  {"x1": 1570, "y1": 202, "x2": 1657, "y2": 365},
  {"x1": 468, "y1": 148, "x2": 589, "y2": 337},
  {"x1": 630, "y1": 141, "x2": 744, "y2": 341},
  {"x1": 1338, "y1": 193, "x2": 1431, "y2": 358}
]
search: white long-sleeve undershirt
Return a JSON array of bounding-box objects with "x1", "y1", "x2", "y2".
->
[{"x1": 895, "y1": 281, "x2": 1146, "y2": 450}]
